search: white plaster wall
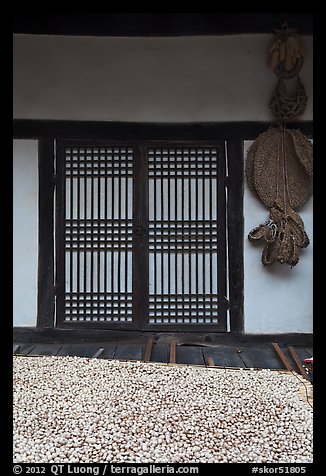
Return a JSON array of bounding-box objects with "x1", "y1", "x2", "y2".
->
[
  {"x1": 243, "y1": 141, "x2": 313, "y2": 334},
  {"x1": 12, "y1": 34, "x2": 313, "y2": 333},
  {"x1": 13, "y1": 34, "x2": 312, "y2": 122},
  {"x1": 13, "y1": 140, "x2": 38, "y2": 326}
]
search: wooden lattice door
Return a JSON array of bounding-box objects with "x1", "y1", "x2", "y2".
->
[
  {"x1": 146, "y1": 142, "x2": 227, "y2": 331},
  {"x1": 56, "y1": 140, "x2": 227, "y2": 331}
]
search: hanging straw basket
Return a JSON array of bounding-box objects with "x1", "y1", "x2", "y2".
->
[
  {"x1": 269, "y1": 77, "x2": 308, "y2": 123},
  {"x1": 246, "y1": 126, "x2": 312, "y2": 209}
]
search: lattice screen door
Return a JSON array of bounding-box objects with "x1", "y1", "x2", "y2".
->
[{"x1": 56, "y1": 141, "x2": 227, "y2": 331}]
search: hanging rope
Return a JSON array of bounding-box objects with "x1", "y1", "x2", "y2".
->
[{"x1": 246, "y1": 25, "x2": 312, "y2": 267}]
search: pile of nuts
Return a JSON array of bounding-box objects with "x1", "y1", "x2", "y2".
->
[{"x1": 13, "y1": 356, "x2": 313, "y2": 463}]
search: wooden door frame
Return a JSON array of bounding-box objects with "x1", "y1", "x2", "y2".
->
[
  {"x1": 13, "y1": 119, "x2": 313, "y2": 333},
  {"x1": 36, "y1": 139, "x2": 55, "y2": 327},
  {"x1": 54, "y1": 138, "x2": 228, "y2": 331}
]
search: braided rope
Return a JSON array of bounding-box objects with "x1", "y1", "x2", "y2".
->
[{"x1": 269, "y1": 77, "x2": 308, "y2": 123}]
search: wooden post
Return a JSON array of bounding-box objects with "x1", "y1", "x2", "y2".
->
[
  {"x1": 227, "y1": 140, "x2": 244, "y2": 333},
  {"x1": 37, "y1": 139, "x2": 55, "y2": 328},
  {"x1": 143, "y1": 336, "x2": 154, "y2": 362},
  {"x1": 169, "y1": 340, "x2": 177, "y2": 364}
]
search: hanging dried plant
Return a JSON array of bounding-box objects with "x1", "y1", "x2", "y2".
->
[
  {"x1": 268, "y1": 23, "x2": 306, "y2": 78},
  {"x1": 246, "y1": 125, "x2": 312, "y2": 266}
]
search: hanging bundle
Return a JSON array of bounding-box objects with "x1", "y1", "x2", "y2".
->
[
  {"x1": 246, "y1": 23, "x2": 312, "y2": 267},
  {"x1": 246, "y1": 126, "x2": 313, "y2": 209},
  {"x1": 248, "y1": 199, "x2": 310, "y2": 267},
  {"x1": 267, "y1": 24, "x2": 306, "y2": 79},
  {"x1": 246, "y1": 125, "x2": 312, "y2": 266},
  {"x1": 269, "y1": 77, "x2": 308, "y2": 122}
]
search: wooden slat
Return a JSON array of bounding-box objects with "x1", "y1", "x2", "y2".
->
[
  {"x1": 203, "y1": 347, "x2": 246, "y2": 368},
  {"x1": 237, "y1": 348, "x2": 283, "y2": 370},
  {"x1": 216, "y1": 142, "x2": 227, "y2": 330},
  {"x1": 132, "y1": 145, "x2": 149, "y2": 330},
  {"x1": 169, "y1": 340, "x2": 177, "y2": 364},
  {"x1": 114, "y1": 344, "x2": 143, "y2": 361},
  {"x1": 176, "y1": 346, "x2": 205, "y2": 366},
  {"x1": 292, "y1": 347, "x2": 311, "y2": 361},
  {"x1": 13, "y1": 344, "x2": 20, "y2": 354},
  {"x1": 288, "y1": 346, "x2": 310, "y2": 380},
  {"x1": 28, "y1": 344, "x2": 62, "y2": 356},
  {"x1": 272, "y1": 342, "x2": 293, "y2": 371},
  {"x1": 150, "y1": 344, "x2": 169, "y2": 363},
  {"x1": 143, "y1": 336, "x2": 154, "y2": 362},
  {"x1": 57, "y1": 344, "x2": 97, "y2": 357},
  {"x1": 100, "y1": 345, "x2": 117, "y2": 360},
  {"x1": 91, "y1": 348, "x2": 105, "y2": 359},
  {"x1": 305, "y1": 347, "x2": 313, "y2": 357},
  {"x1": 55, "y1": 141, "x2": 66, "y2": 326},
  {"x1": 19, "y1": 344, "x2": 37, "y2": 356}
]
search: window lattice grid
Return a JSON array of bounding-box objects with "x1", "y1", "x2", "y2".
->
[
  {"x1": 148, "y1": 294, "x2": 219, "y2": 324},
  {"x1": 64, "y1": 292, "x2": 133, "y2": 322},
  {"x1": 63, "y1": 144, "x2": 134, "y2": 323},
  {"x1": 148, "y1": 220, "x2": 218, "y2": 252},
  {"x1": 148, "y1": 147, "x2": 218, "y2": 178},
  {"x1": 65, "y1": 219, "x2": 133, "y2": 252},
  {"x1": 65, "y1": 147, "x2": 134, "y2": 177}
]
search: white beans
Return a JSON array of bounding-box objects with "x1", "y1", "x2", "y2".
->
[{"x1": 13, "y1": 356, "x2": 313, "y2": 463}]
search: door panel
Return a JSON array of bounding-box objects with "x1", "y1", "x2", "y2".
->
[
  {"x1": 56, "y1": 142, "x2": 138, "y2": 328},
  {"x1": 146, "y1": 144, "x2": 227, "y2": 331}
]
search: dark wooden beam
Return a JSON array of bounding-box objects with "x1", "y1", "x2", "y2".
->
[
  {"x1": 13, "y1": 327, "x2": 313, "y2": 346},
  {"x1": 227, "y1": 140, "x2": 244, "y2": 333},
  {"x1": 13, "y1": 120, "x2": 313, "y2": 142},
  {"x1": 37, "y1": 139, "x2": 55, "y2": 327},
  {"x1": 13, "y1": 13, "x2": 313, "y2": 36}
]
